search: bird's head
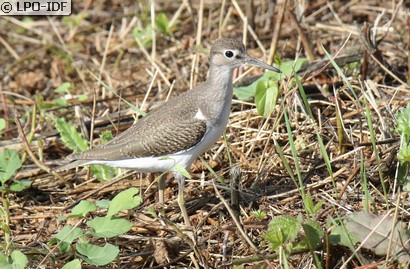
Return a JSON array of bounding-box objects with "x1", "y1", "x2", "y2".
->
[{"x1": 210, "y1": 38, "x2": 280, "y2": 73}]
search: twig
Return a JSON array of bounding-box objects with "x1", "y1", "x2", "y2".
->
[
  {"x1": 135, "y1": 37, "x2": 171, "y2": 87},
  {"x1": 211, "y1": 177, "x2": 260, "y2": 254},
  {"x1": 13, "y1": 109, "x2": 66, "y2": 183},
  {"x1": 287, "y1": 10, "x2": 315, "y2": 61},
  {"x1": 160, "y1": 217, "x2": 206, "y2": 268},
  {"x1": 231, "y1": 0, "x2": 267, "y2": 57},
  {"x1": 269, "y1": 0, "x2": 287, "y2": 63}
]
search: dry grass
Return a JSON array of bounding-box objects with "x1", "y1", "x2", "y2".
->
[{"x1": 0, "y1": 0, "x2": 409, "y2": 268}]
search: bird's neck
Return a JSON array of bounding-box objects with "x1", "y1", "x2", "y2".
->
[
  {"x1": 206, "y1": 64, "x2": 234, "y2": 99},
  {"x1": 197, "y1": 65, "x2": 234, "y2": 124}
]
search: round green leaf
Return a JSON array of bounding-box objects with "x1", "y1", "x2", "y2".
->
[
  {"x1": 107, "y1": 188, "x2": 142, "y2": 217},
  {"x1": 86, "y1": 216, "x2": 132, "y2": 238},
  {"x1": 263, "y1": 215, "x2": 301, "y2": 250},
  {"x1": 255, "y1": 80, "x2": 278, "y2": 117},
  {"x1": 0, "y1": 149, "x2": 22, "y2": 184},
  {"x1": 61, "y1": 259, "x2": 81, "y2": 269},
  {"x1": 56, "y1": 225, "x2": 84, "y2": 244},
  {"x1": 76, "y1": 243, "x2": 119, "y2": 266},
  {"x1": 72, "y1": 200, "x2": 97, "y2": 216}
]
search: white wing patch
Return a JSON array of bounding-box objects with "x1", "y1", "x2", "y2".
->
[{"x1": 195, "y1": 109, "x2": 206, "y2": 120}]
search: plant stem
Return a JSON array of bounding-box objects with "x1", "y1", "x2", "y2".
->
[{"x1": 1, "y1": 191, "x2": 11, "y2": 255}]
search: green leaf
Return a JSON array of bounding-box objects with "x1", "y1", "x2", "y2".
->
[
  {"x1": 0, "y1": 253, "x2": 8, "y2": 266},
  {"x1": 157, "y1": 156, "x2": 191, "y2": 179},
  {"x1": 90, "y1": 165, "x2": 118, "y2": 181},
  {"x1": 95, "y1": 199, "x2": 110, "y2": 209},
  {"x1": 0, "y1": 149, "x2": 22, "y2": 184},
  {"x1": 279, "y1": 58, "x2": 307, "y2": 77},
  {"x1": 396, "y1": 104, "x2": 410, "y2": 137},
  {"x1": 133, "y1": 25, "x2": 153, "y2": 47},
  {"x1": 62, "y1": 13, "x2": 88, "y2": 28},
  {"x1": 87, "y1": 216, "x2": 132, "y2": 238},
  {"x1": 233, "y1": 72, "x2": 278, "y2": 101},
  {"x1": 0, "y1": 250, "x2": 28, "y2": 269},
  {"x1": 0, "y1": 251, "x2": 26, "y2": 269},
  {"x1": 107, "y1": 188, "x2": 142, "y2": 217},
  {"x1": 302, "y1": 220, "x2": 323, "y2": 250},
  {"x1": 251, "y1": 210, "x2": 267, "y2": 221},
  {"x1": 62, "y1": 259, "x2": 82, "y2": 269},
  {"x1": 304, "y1": 192, "x2": 323, "y2": 215},
  {"x1": 56, "y1": 225, "x2": 84, "y2": 244},
  {"x1": 12, "y1": 250, "x2": 28, "y2": 269},
  {"x1": 397, "y1": 162, "x2": 410, "y2": 191},
  {"x1": 262, "y1": 215, "x2": 301, "y2": 250},
  {"x1": 233, "y1": 58, "x2": 307, "y2": 101},
  {"x1": 233, "y1": 83, "x2": 257, "y2": 100},
  {"x1": 77, "y1": 94, "x2": 88, "y2": 102},
  {"x1": 9, "y1": 179, "x2": 32, "y2": 192},
  {"x1": 36, "y1": 93, "x2": 53, "y2": 110},
  {"x1": 175, "y1": 164, "x2": 192, "y2": 179},
  {"x1": 71, "y1": 200, "x2": 97, "y2": 217},
  {"x1": 52, "y1": 115, "x2": 89, "y2": 152},
  {"x1": 0, "y1": 118, "x2": 6, "y2": 136},
  {"x1": 55, "y1": 226, "x2": 84, "y2": 253},
  {"x1": 398, "y1": 142, "x2": 410, "y2": 163},
  {"x1": 329, "y1": 225, "x2": 358, "y2": 249},
  {"x1": 76, "y1": 243, "x2": 119, "y2": 266},
  {"x1": 53, "y1": 98, "x2": 69, "y2": 107},
  {"x1": 100, "y1": 130, "x2": 114, "y2": 143},
  {"x1": 54, "y1": 82, "x2": 72, "y2": 93},
  {"x1": 155, "y1": 12, "x2": 170, "y2": 34},
  {"x1": 88, "y1": 131, "x2": 119, "y2": 180},
  {"x1": 255, "y1": 80, "x2": 278, "y2": 117}
]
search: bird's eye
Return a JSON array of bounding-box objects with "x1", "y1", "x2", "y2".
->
[{"x1": 224, "y1": 50, "x2": 234, "y2": 58}]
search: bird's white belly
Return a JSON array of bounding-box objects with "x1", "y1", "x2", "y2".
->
[{"x1": 86, "y1": 154, "x2": 192, "y2": 173}]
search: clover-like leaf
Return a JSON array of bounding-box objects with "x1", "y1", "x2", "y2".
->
[
  {"x1": 76, "y1": 243, "x2": 119, "y2": 266},
  {"x1": 107, "y1": 188, "x2": 142, "y2": 217},
  {"x1": 0, "y1": 149, "x2": 22, "y2": 184}
]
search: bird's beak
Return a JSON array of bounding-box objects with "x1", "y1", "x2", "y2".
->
[{"x1": 244, "y1": 54, "x2": 281, "y2": 73}]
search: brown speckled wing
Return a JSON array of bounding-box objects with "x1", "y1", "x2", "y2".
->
[
  {"x1": 121, "y1": 117, "x2": 206, "y2": 158},
  {"x1": 67, "y1": 91, "x2": 207, "y2": 161}
]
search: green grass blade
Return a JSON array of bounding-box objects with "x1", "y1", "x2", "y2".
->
[
  {"x1": 293, "y1": 72, "x2": 335, "y2": 185},
  {"x1": 283, "y1": 109, "x2": 308, "y2": 213},
  {"x1": 364, "y1": 102, "x2": 388, "y2": 206}
]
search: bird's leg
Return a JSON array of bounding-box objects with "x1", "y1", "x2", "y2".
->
[
  {"x1": 157, "y1": 174, "x2": 165, "y2": 205},
  {"x1": 175, "y1": 173, "x2": 191, "y2": 226}
]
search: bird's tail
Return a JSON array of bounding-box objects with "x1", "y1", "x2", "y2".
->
[{"x1": 52, "y1": 160, "x2": 89, "y2": 172}]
